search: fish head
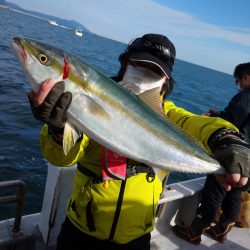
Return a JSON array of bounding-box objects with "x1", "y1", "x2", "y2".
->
[{"x1": 11, "y1": 37, "x2": 65, "y2": 93}]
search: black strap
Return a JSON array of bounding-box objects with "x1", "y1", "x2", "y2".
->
[
  {"x1": 77, "y1": 164, "x2": 98, "y2": 178},
  {"x1": 77, "y1": 163, "x2": 155, "y2": 182},
  {"x1": 108, "y1": 179, "x2": 127, "y2": 240},
  {"x1": 126, "y1": 165, "x2": 150, "y2": 177}
]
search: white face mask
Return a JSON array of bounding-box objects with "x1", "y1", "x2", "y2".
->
[{"x1": 119, "y1": 65, "x2": 166, "y2": 95}]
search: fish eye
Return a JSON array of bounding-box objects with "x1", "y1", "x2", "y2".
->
[{"x1": 38, "y1": 54, "x2": 48, "y2": 64}]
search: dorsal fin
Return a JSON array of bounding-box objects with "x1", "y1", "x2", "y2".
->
[{"x1": 138, "y1": 87, "x2": 164, "y2": 116}]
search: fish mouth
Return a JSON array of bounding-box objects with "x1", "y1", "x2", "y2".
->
[{"x1": 11, "y1": 37, "x2": 27, "y2": 64}]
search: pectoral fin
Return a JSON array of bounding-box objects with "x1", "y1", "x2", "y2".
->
[
  {"x1": 62, "y1": 93, "x2": 111, "y2": 155},
  {"x1": 138, "y1": 87, "x2": 164, "y2": 117},
  {"x1": 73, "y1": 93, "x2": 110, "y2": 120},
  {"x1": 63, "y1": 121, "x2": 81, "y2": 155}
]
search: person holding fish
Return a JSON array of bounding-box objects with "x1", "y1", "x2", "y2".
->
[{"x1": 13, "y1": 34, "x2": 250, "y2": 250}]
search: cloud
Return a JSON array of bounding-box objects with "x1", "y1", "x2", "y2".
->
[
  {"x1": 70, "y1": 0, "x2": 249, "y2": 73},
  {"x1": 10, "y1": 0, "x2": 250, "y2": 46},
  {"x1": 65, "y1": 0, "x2": 250, "y2": 47},
  {"x1": 9, "y1": 0, "x2": 250, "y2": 73}
]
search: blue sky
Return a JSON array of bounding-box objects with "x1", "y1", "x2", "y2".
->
[{"x1": 7, "y1": 0, "x2": 250, "y2": 74}]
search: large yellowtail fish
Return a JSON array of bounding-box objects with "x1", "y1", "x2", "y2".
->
[{"x1": 11, "y1": 37, "x2": 224, "y2": 174}]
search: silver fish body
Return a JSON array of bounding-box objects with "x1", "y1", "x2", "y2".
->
[{"x1": 11, "y1": 37, "x2": 224, "y2": 174}]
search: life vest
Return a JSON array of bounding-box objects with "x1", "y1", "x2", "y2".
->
[{"x1": 66, "y1": 146, "x2": 163, "y2": 244}]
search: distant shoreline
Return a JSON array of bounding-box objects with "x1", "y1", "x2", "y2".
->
[{"x1": 0, "y1": 4, "x2": 72, "y2": 30}]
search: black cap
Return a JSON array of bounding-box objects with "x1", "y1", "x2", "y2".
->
[{"x1": 126, "y1": 34, "x2": 176, "y2": 78}]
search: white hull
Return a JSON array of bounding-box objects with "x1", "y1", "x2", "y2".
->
[
  {"x1": 75, "y1": 31, "x2": 82, "y2": 37},
  {"x1": 74, "y1": 28, "x2": 83, "y2": 37},
  {"x1": 0, "y1": 164, "x2": 249, "y2": 249},
  {"x1": 49, "y1": 20, "x2": 58, "y2": 26}
]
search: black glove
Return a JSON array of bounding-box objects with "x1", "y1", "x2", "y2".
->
[
  {"x1": 209, "y1": 129, "x2": 250, "y2": 177},
  {"x1": 29, "y1": 81, "x2": 72, "y2": 130},
  {"x1": 209, "y1": 130, "x2": 250, "y2": 191}
]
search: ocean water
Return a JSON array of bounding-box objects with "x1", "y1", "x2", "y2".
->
[{"x1": 0, "y1": 7, "x2": 237, "y2": 219}]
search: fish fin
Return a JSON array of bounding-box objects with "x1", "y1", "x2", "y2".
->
[
  {"x1": 138, "y1": 87, "x2": 164, "y2": 116},
  {"x1": 152, "y1": 167, "x2": 169, "y2": 182},
  {"x1": 63, "y1": 121, "x2": 81, "y2": 155},
  {"x1": 74, "y1": 93, "x2": 110, "y2": 120},
  {"x1": 139, "y1": 88, "x2": 210, "y2": 154}
]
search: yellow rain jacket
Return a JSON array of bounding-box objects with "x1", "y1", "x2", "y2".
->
[{"x1": 40, "y1": 100, "x2": 238, "y2": 244}]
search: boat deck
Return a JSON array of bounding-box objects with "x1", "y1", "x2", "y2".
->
[
  {"x1": 151, "y1": 224, "x2": 250, "y2": 250},
  {"x1": 1, "y1": 214, "x2": 249, "y2": 250}
]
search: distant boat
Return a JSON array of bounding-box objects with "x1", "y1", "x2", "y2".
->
[
  {"x1": 49, "y1": 20, "x2": 59, "y2": 26},
  {"x1": 74, "y1": 27, "x2": 83, "y2": 37}
]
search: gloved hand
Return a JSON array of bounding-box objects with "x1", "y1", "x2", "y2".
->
[
  {"x1": 209, "y1": 129, "x2": 250, "y2": 191},
  {"x1": 28, "y1": 81, "x2": 72, "y2": 131},
  {"x1": 29, "y1": 80, "x2": 72, "y2": 144}
]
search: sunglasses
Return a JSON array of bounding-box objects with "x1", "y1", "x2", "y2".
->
[{"x1": 127, "y1": 38, "x2": 175, "y2": 65}]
